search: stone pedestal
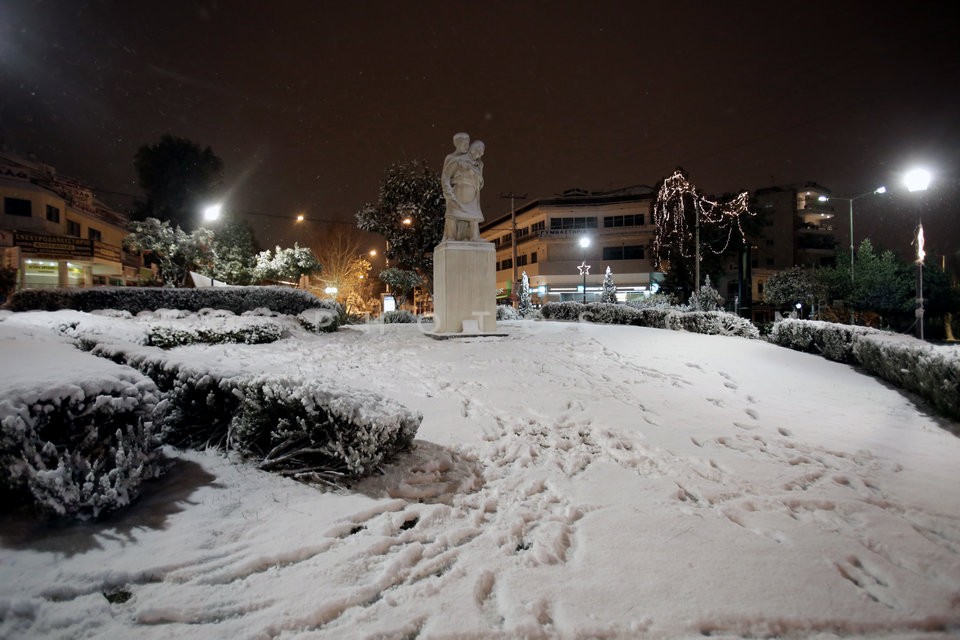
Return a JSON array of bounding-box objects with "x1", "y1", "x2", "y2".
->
[{"x1": 433, "y1": 241, "x2": 497, "y2": 334}]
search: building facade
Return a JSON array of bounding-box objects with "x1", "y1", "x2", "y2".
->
[
  {"x1": 479, "y1": 186, "x2": 661, "y2": 305},
  {"x1": 747, "y1": 182, "x2": 835, "y2": 306},
  {"x1": 0, "y1": 152, "x2": 142, "y2": 291}
]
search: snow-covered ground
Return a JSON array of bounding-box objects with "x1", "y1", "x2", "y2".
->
[{"x1": 2, "y1": 313, "x2": 959, "y2": 639}]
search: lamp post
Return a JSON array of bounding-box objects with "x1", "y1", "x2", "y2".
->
[
  {"x1": 905, "y1": 168, "x2": 932, "y2": 340},
  {"x1": 819, "y1": 186, "x2": 886, "y2": 323},
  {"x1": 578, "y1": 236, "x2": 591, "y2": 303}
]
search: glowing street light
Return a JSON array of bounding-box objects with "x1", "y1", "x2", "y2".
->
[
  {"x1": 904, "y1": 168, "x2": 932, "y2": 339},
  {"x1": 203, "y1": 203, "x2": 222, "y2": 222},
  {"x1": 296, "y1": 213, "x2": 306, "y2": 223},
  {"x1": 905, "y1": 168, "x2": 932, "y2": 193},
  {"x1": 578, "y1": 236, "x2": 591, "y2": 303}
]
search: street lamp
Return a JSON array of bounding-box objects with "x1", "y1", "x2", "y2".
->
[
  {"x1": 904, "y1": 168, "x2": 932, "y2": 339},
  {"x1": 819, "y1": 185, "x2": 886, "y2": 323},
  {"x1": 203, "y1": 203, "x2": 222, "y2": 222},
  {"x1": 578, "y1": 236, "x2": 591, "y2": 303}
]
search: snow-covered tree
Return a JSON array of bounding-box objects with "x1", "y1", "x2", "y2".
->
[
  {"x1": 355, "y1": 160, "x2": 445, "y2": 292},
  {"x1": 379, "y1": 267, "x2": 422, "y2": 309},
  {"x1": 125, "y1": 217, "x2": 214, "y2": 287},
  {"x1": 252, "y1": 244, "x2": 322, "y2": 284},
  {"x1": 600, "y1": 266, "x2": 618, "y2": 304},
  {"x1": 687, "y1": 275, "x2": 724, "y2": 311},
  {"x1": 202, "y1": 220, "x2": 259, "y2": 285},
  {"x1": 518, "y1": 271, "x2": 532, "y2": 317},
  {"x1": 763, "y1": 266, "x2": 820, "y2": 308}
]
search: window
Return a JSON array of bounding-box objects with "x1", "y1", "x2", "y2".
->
[
  {"x1": 766, "y1": 239, "x2": 774, "y2": 246},
  {"x1": 603, "y1": 214, "x2": 644, "y2": 227},
  {"x1": 46, "y1": 205, "x2": 61, "y2": 223},
  {"x1": 517, "y1": 254, "x2": 528, "y2": 267},
  {"x1": 531, "y1": 221, "x2": 545, "y2": 233},
  {"x1": 766, "y1": 258, "x2": 775, "y2": 267},
  {"x1": 67, "y1": 220, "x2": 81, "y2": 237},
  {"x1": 3, "y1": 197, "x2": 31, "y2": 217},
  {"x1": 516, "y1": 226, "x2": 529, "y2": 239},
  {"x1": 88, "y1": 227, "x2": 102, "y2": 242},
  {"x1": 501, "y1": 258, "x2": 512, "y2": 270},
  {"x1": 602, "y1": 245, "x2": 645, "y2": 260},
  {"x1": 531, "y1": 252, "x2": 538, "y2": 264},
  {"x1": 550, "y1": 216, "x2": 597, "y2": 230}
]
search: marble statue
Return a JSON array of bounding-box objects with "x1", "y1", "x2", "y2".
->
[{"x1": 441, "y1": 133, "x2": 486, "y2": 242}]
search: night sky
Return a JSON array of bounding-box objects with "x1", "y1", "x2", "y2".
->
[{"x1": 2, "y1": 0, "x2": 958, "y2": 263}]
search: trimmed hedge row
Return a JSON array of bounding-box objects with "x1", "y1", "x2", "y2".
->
[
  {"x1": 540, "y1": 301, "x2": 760, "y2": 339},
  {"x1": 0, "y1": 332, "x2": 164, "y2": 519},
  {"x1": 4, "y1": 286, "x2": 337, "y2": 317},
  {"x1": 771, "y1": 319, "x2": 960, "y2": 420},
  {"x1": 90, "y1": 341, "x2": 423, "y2": 478}
]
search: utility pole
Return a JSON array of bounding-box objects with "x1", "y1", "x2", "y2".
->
[{"x1": 500, "y1": 192, "x2": 527, "y2": 303}]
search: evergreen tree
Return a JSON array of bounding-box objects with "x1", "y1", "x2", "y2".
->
[
  {"x1": 763, "y1": 266, "x2": 821, "y2": 308},
  {"x1": 355, "y1": 160, "x2": 445, "y2": 292},
  {"x1": 518, "y1": 271, "x2": 532, "y2": 317},
  {"x1": 133, "y1": 135, "x2": 224, "y2": 230},
  {"x1": 600, "y1": 266, "x2": 618, "y2": 303},
  {"x1": 125, "y1": 218, "x2": 214, "y2": 287},
  {"x1": 379, "y1": 267, "x2": 423, "y2": 309},
  {"x1": 687, "y1": 275, "x2": 724, "y2": 311},
  {"x1": 252, "y1": 244, "x2": 322, "y2": 284},
  {"x1": 203, "y1": 220, "x2": 259, "y2": 285}
]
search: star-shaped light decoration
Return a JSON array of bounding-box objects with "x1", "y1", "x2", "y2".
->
[{"x1": 577, "y1": 261, "x2": 591, "y2": 276}]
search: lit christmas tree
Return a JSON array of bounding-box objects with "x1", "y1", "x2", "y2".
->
[
  {"x1": 600, "y1": 266, "x2": 618, "y2": 303},
  {"x1": 518, "y1": 271, "x2": 532, "y2": 317}
]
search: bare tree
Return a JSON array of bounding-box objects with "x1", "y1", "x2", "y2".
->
[{"x1": 308, "y1": 227, "x2": 376, "y2": 314}]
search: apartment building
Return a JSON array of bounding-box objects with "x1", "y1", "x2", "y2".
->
[
  {"x1": 479, "y1": 186, "x2": 661, "y2": 304},
  {"x1": 0, "y1": 152, "x2": 142, "y2": 291}
]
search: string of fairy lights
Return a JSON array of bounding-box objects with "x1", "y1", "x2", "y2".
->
[{"x1": 651, "y1": 168, "x2": 753, "y2": 270}]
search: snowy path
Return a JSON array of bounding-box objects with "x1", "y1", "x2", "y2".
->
[{"x1": 2, "y1": 320, "x2": 959, "y2": 639}]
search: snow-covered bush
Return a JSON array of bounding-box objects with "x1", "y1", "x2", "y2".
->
[
  {"x1": 624, "y1": 293, "x2": 678, "y2": 310},
  {"x1": 4, "y1": 286, "x2": 335, "y2": 317},
  {"x1": 662, "y1": 311, "x2": 760, "y2": 338},
  {"x1": 541, "y1": 301, "x2": 758, "y2": 338},
  {"x1": 380, "y1": 310, "x2": 419, "y2": 324},
  {"x1": 0, "y1": 328, "x2": 164, "y2": 519},
  {"x1": 769, "y1": 319, "x2": 880, "y2": 363},
  {"x1": 518, "y1": 272, "x2": 533, "y2": 317},
  {"x1": 228, "y1": 376, "x2": 422, "y2": 477},
  {"x1": 854, "y1": 335, "x2": 960, "y2": 420},
  {"x1": 581, "y1": 302, "x2": 641, "y2": 325},
  {"x1": 297, "y1": 307, "x2": 341, "y2": 333},
  {"x1": 496, "y1": 304, "x2": 521, "y2": 321},
  {"x1": 89, "y1": 342, "x2": 422, "y2": 478},
  {"x1": 540, "y1": 301, "x2": 587, "y2": 321},
  {"x1": 686, "y1": 276, "x2": 724, "y2": 312},
  {"x1": 146, "y1": 317, "x2": 286, "y2": 349}
]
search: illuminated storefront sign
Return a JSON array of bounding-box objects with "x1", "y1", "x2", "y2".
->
[{"x1": 13, "y1": 232, "x2": 93, "y2": 259}]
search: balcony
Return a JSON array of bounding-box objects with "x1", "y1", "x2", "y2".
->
[{"x1": 797, "y1": 236, "x2": 836, "y2": 252}]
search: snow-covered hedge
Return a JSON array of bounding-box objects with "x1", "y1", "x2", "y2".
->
[
  {"x1": 771, "y1": 319, "x2": 960, "y2": 420},
  {"x1": 297, "y1": 307, "x2": 341, "y2": 333},
  {"x1": 146, "y1": 317, "x2": 286, "y2": 348},
  {"x1": 854, "y1": 335, "x2": 960, "y2": 420},
  {"x1": 4, "y1": 286, "x2": 337, "y2": 318},
  {"x1": 768, "y1": 319, "x2": 881, "y2": 363},
  {"x1": 380, "y1": 310, "x2": 420, "y2": 324},
  {"x1": 541, "y1": 302, "x2": 759, "y2": 339},
  {"x1": 0, "y1": 327, "x2": 164, "y2": 519},
  {"x1": 90, "y1": 342, "x2": 422, "y2": 479}
]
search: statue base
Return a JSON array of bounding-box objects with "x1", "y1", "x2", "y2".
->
[{"x1": 432, "y1": 241, "x2": 498, "y2": 334}]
